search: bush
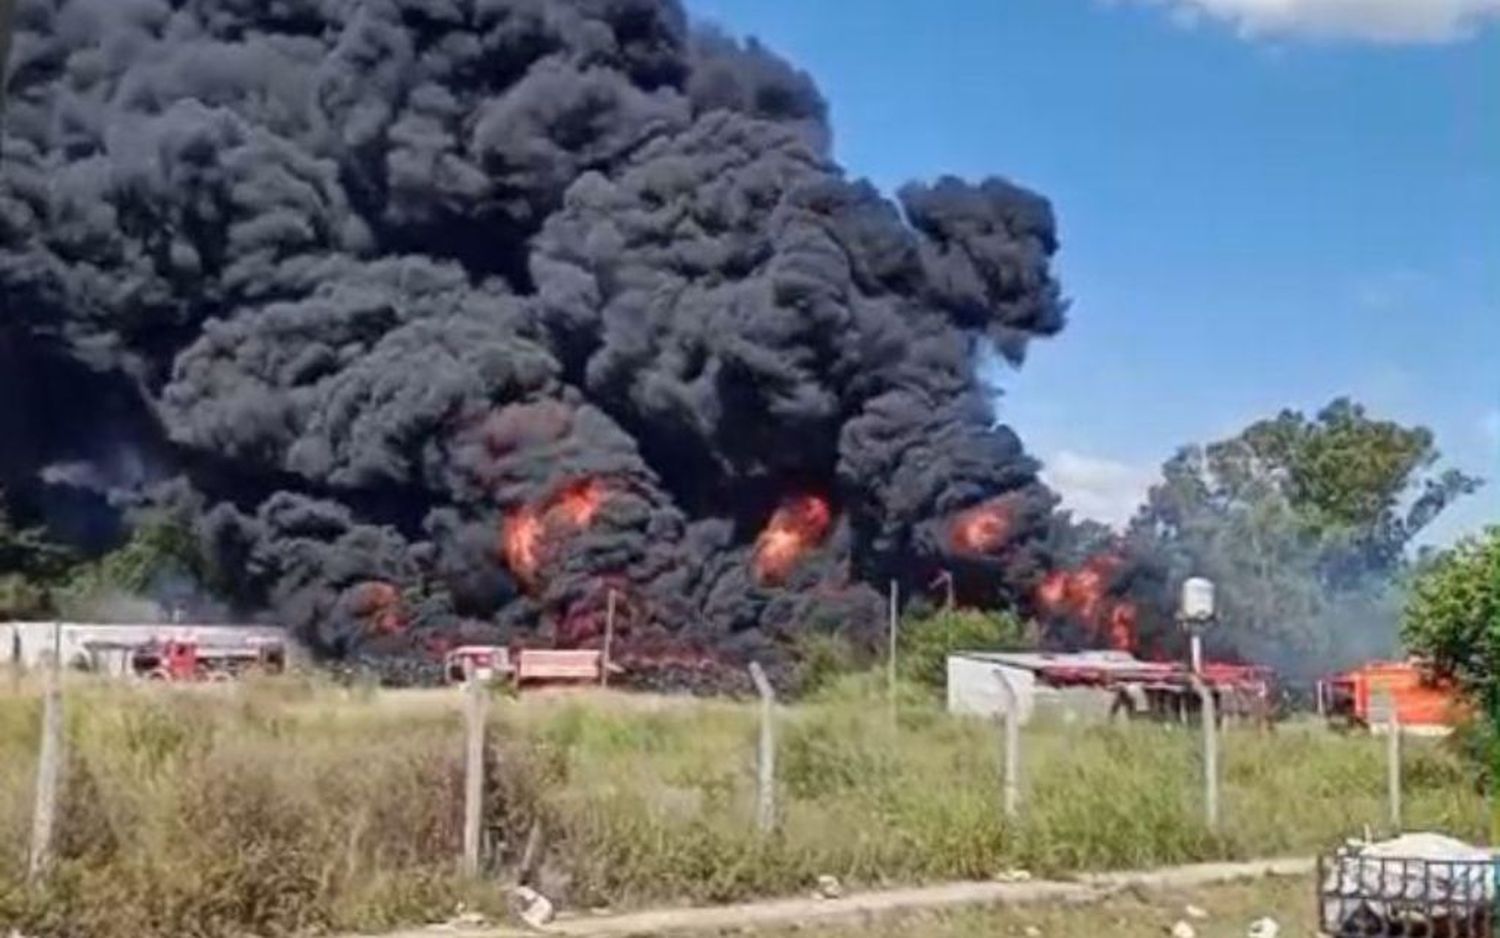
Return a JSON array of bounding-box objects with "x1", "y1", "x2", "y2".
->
[{"x1": 899, "y1": 609, "x2": 1034, "y2": 690}]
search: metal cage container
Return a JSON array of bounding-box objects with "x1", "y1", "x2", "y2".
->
[{"x1": 1318, "y1": 852, "x2": 1498, "y2": 937}]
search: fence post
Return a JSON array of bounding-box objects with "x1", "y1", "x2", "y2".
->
[
  {"x1": 992, "y1": 668, "x2": 1021, "y2": 820},
  {"x1": 600, "y1": 589, "x2": 617, "y2": 688},
  {"x1": 1191, "y1": 677, "x2": 1219, "y2": 832},
  {"x1": 887, "y1": 580, "x2": 898, "y2": 729},
  {"x1": 461, "y1": 669, "x2": 487, "y2": 877},
  {"x1": 28, "y1": 621, "x2": 62, "y2": 886},
  {"x1": 748, "y1": 662, "x2": 776, "y2": 834},
  {"x1": 1381, "y1": 691, "x2": 1401, "y2": 831}
]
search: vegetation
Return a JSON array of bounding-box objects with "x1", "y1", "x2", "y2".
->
[
  {"x1": 0, "y1": 492, "x2": 75, "y2": 619},
  {"x1": 1402, "y1": 526, "x2": 1500, "y2": 796},
  {"x1": 0, "y1": 489, "x2": 208, "y2": 621},
  {"x1": 1403, "y1": 527, "x2": 1500, "y2": 704},
  {"x1": 898, "y1": 609, "x2": 1034, "y2": 690},
  {"x1": 1128, "y1": 398, "x2": 1481, "y2": 676},
  {"x1": 0, "y1": 677, "x2": 1485, "y2": 938}
]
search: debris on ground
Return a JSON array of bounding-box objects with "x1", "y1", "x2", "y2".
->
[
  {"x1": 1023, "y1": 926, "x2": 1043, "y2": 938},
  {"x1": 511, "y1": 885, "x2": 556, "y2": 929},
  {"x1": 815, "y1": 875, "x2": 844, "y2": 900},
  {"x1": 1168, "y1": 921, "x2": 1196, "y2": 938},
  {"x1": 1246, "y1": 916, "x2": 1279, "y2": 938},
  {"x1": 1183, "y1": 903, "x2": 1208, "y2": 920},
  {"x1": 437, "y1": 903, "x2": 488, "y2": 930},
  {"x1": 994, "y1": 868, "x2": 1034, "y2": 883}
]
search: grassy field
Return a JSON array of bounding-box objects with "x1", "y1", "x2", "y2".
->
[{"x1": 0, "y1": 672, "x2": 1486, "y2": 937}]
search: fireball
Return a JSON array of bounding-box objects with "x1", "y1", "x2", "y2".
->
[
  {"x1": 1032, "y1": 552, "x2": 1138, "y2": 653},
  {"x1": 553, "y1": 477, "x2": 607, "y2": 527},
  {"x1": 502, "y1": 507, "x2": 546, "y2": 587},
  {"x1": 500, "y1": 477, "x2": 613, "y2": 590},
  {"x1": 348, "y1": 580, "x2": 408, "y2": 636},
  {"x1": 949, "y1": 497, "x2": 1016, "y2": 555},
  {"x1": 754, "y1": 494, "x2": 833, "y2": 585}
]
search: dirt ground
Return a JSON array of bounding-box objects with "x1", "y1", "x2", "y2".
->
[{"x1": 686, "y1": 877, "x2": 1316, "y2": 938}]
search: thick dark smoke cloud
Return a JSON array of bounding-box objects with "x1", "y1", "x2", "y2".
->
[{"x1": 0, "y1": 0, "x2": 1080, "y2": 666}]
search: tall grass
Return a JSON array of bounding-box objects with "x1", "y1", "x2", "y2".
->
[{"x1": 0, "y1": 673, "x2": 1485, "y2": 937}]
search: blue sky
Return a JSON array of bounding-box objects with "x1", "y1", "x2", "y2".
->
[{"x1": 686, "y1": 0, "x2": 1500, "y2": 546}]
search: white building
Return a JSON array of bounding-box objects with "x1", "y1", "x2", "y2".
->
[
  {"x1": 3, "y1": 621, "x2": 289, "y2": 675},
  {"x1": 946, "y1": 650, "x2": 1132, "y2": 726}
]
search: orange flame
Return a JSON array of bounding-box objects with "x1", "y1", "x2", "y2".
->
[
  {"x1": 501, "y1": 478, "x2": 612, "y2": 589},
  {"x1": 1034, "y1": 553, "x2": 1136, "y2": 652},
  {"x1": 553, "y1": 478, "x2": 607, "y2": 527},
  {"x1": 949, "y1": 497, "x2": 1016, "y2": 555},
  {"x1": 754, "y1": 494, "x2": 833, "y2": 585},
  {"x1": 348, "y1": 580, "x2": 408, "y2": 636},
  {"x1": 503, "y1": 508, "x2": 546, "y2": 587}
]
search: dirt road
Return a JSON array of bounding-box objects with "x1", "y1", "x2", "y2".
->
[{"x1": 361, "y1": 857, "x2": 1314, "y2": 937}]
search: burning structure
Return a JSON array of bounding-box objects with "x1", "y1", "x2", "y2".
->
[{"x1": 0, "y1": 0, "x2": 1162, "y2": 674}]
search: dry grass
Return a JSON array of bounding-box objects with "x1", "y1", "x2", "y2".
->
[{"x1": 0, "y1": 672, "x2": 1485, "y2": 937}]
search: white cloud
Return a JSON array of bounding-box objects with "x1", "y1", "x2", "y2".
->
[
  {"x1": 1041, "y1": 451, "x2": 1158, "y2": 530},
  {"x1": 1134, "y1": 0, "x2": 1500, "y2": 42}
]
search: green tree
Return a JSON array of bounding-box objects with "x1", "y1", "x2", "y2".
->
[
  {"x1": 1402, "y1": 527, "x2": 1500, "y2": 703},
  {"x1": 56, "y1": 514, "x2": 213, "y2": 619},
  {"x1": 899, "y1": 609, "x2": 1035, "y2": 690},
  {"x1": 0, "y1": 489, "x2": 75, "y2": 617},
  {"x1": 1129, "y1": 399, "x2": 1479, "y2": 677}
]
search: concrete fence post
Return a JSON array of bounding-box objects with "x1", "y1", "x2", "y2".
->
[
  {"x1": 992, "y1": 668, "x2": 1021, "y2": 820},
  {"x1": 600, "y1": 589, "x2": 617, "y2": 688},
  {"x1": 748, "y1": 662, "x2": 776, "y2": 834},
  {"x1": 461, "y1": 669, "x2": 487, "y2": 877},
  {"x1": 28, "y1": 622, "x2": 63, "y2": 886},
  {"x1": 1380, "y1": 691, "x2": 1401, "y2": 831},
  {"x1": 1190, "y1": 677, "x2": 1219, "y2": 833},
  {"x1": 887, "y1": 580, "x2": 898, "y2": 729}
]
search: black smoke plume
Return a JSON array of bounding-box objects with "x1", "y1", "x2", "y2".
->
[{"x1": 1, "y1": 0, "x2": 1092, "y2": 671}]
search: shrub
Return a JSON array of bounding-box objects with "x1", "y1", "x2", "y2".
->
[{"x1": 899, "y1": 609, "x2": 1034, "y2": 690}]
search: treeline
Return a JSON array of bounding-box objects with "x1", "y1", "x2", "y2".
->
[{"x1": 0, "y1": 493, "x2": 209, "y2": 621}]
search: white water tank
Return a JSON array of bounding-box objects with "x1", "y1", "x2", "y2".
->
[{"x1": 1179, "y1": 577, "x2": 1216, "y2": 623}]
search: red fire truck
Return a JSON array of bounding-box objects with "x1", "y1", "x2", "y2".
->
[
  {"x1": 442, "y1": 645, "x2": 621, "y2": 688},
  {"x1": 1317, "y1": 660, "x2": 1464, "y2": 734},
  {"x1": 130, "y1": 638, "x2": 287, "y2": 682}
]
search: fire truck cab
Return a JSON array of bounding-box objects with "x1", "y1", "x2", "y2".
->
[
  {"x1": 1317, "y1": 660, "x2": 1461, "y2": 734},
  {"x1": 443, "y1": 645, "x2": 512, "y2": 684}
]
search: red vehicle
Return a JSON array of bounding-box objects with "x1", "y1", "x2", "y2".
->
[
  {"x1": 442, "y1": 645, "x2": 621, "y2": 688},
  {"x1": 1318, "y1": 660, "x2": 1464, "y2": 734},
  {"x1": 975, "y1": 651, "x2": 1276, "y2": 725},
  {"x1": 443, "y1": 645, "x2": 512, "y2": 684},
  {"x1": 130, "y1": 638, "x2": 286, "y2": 682}
]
